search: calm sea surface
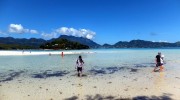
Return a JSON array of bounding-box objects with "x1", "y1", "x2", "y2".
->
[{"x1": 0, "y1": 48, "x2": 180, "y2": 76}]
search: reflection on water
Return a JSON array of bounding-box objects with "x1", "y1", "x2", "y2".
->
[
  {"x1": 153, "y1": 72, "x2": 165, "y2": 92},
  {"x1": 77, "y1": 78, "x2": 84, "y2": 100}
]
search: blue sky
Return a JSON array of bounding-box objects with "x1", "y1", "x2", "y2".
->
[{"x1": 0, "y1": 0, "x2": 180, "y2": 44}]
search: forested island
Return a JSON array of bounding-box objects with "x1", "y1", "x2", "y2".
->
[{"x1": 39, "y1": 38, "x2": 89, "y2": 50}]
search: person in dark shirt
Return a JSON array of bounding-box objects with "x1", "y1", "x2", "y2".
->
[
  {"x1": 154, "y1": 52, "x2": 162, "y2": 72},
  {"x1": 75, "y1": 55, "x2": 84, "y2": 77}
]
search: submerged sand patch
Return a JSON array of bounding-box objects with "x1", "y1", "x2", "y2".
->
[{"x1": 0, "y1": 65, "x2": 180, "y2": 100}]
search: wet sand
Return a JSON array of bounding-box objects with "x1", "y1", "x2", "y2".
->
[{"x1": 0, "y1": 65, "x2": 180, "y2": 100}]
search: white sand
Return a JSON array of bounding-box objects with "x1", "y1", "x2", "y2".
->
[
  {"x1": 0, "y1": 67, "x2": 180, "y2": 100},
  {"x1": 0, "y1": 51, "x2": 94, "y2": 56}
]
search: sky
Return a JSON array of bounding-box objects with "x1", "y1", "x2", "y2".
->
[{"x1": 0, "y1": 0, "x2": 180, "y2": 45}]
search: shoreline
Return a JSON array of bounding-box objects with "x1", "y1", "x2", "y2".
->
[{"x1": 0, "y1": 51, "x2": 94, "y2": 56}]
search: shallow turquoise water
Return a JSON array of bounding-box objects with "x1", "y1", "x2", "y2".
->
[{"x1": 0, "y1": 48, "x2": 180, "y2": 80}]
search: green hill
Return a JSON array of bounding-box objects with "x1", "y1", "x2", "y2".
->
[
  {"x1": 40, "y1": 38, "x2": 89, "y2": 50},
  {"x1": 0, "y1": 43, "x2": 33, "y2": 50}
]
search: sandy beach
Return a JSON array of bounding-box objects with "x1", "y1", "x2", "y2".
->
[
  {"x1": 0, "y1": 66, "x2": 180, "y2": 100},
  {"x1": 0, "y1": 51, "x2": 94, "y2": 56},
  {"x1": 0, "y1": 50, "x2": 180, "y2": 100}
]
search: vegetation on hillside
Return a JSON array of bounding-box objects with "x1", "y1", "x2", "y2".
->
[
  {"x1": 103, "y1": 40, "x2": 180, "y2": 48},
  {"x1": 1, "y1": 36, "x2": 180, "y2": 50},
  {"x1": 40, "y1": 39, "x2": 89, "y2": 50},
  {"x1": 0, "y1": 44, "x2": 34, "y2": 50}
]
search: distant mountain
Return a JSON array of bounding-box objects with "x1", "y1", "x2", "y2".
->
[
  {"x1": 0, "y1": 35, "x2": 100, "y2": 49},
  {"x1": 102, "y1": 40, "x2": 180, "y2": 48},
  {"x1": 102, "y1": 43, "x2": 113, "y2": 48},
  {"x1": 57, "y1": 35, "x2": 101, "y2": 48},
  {"x1": 0, "y1": 37, "x2": 46, "y2": 49},
  {"x1": 0, "y1": 43, "x2": 34, "y2": 50},
  {"x1": 114, "y1": 41, "x2": 129, "y2": 48},
  {"x1": 1, "y1": 36, "x2": 180, "y2": 50},
  {"x1": 176, "y1": 41, "x2": 180, "y2": 45}
]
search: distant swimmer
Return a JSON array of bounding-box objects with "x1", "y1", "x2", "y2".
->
[
  {"x1": 75, "y1": 55, "x2": 84, "y2": 77},
  {"x1": 22, "y1": 49, "x2": 24, "y2": 54},
  {"x1": 154, "y1": 52, "x2": 164, "y2": 72},
  {"x1": 61, "y1": 52, "x2": 64, "y2": 57}
]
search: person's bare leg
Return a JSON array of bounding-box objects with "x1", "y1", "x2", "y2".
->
[
  {"x1": 78, "y1": 71, "x2": 80, "y2": 77},
  {"x1": 80, "y1": 71, "x2": 82, "y2": 77},
  {"x1": 160, "y1": 66, "x2": 164, "y2": 71},
  {"x1": 154, "y1": 66, "x2": 158, "y2": 72}
]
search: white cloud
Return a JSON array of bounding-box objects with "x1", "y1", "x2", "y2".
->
[
  {"x1": 159, "y1": 40, "x2": 168, "y2": 43},
  {"x1": 41, "y1": 32, "x2": 58, "y2": 40},
  {"x1": 7, "y1": 25, "x2": 96, "y2": 39},
  {"x1": 8, "y1": 24, "x2": 38, "y2": 34},
  {"x1": 86, "y1": 34, "x2": 93, "y2": 39},
  {"x1": 9, "y1": 24, "x2": 27, "y2": 33},
  {"x1": 56, "y1": 27, "x2": 96, "y2": 39},
  {"x1": 30, "y1": 30, "x2": 38, "y2": 34}
]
